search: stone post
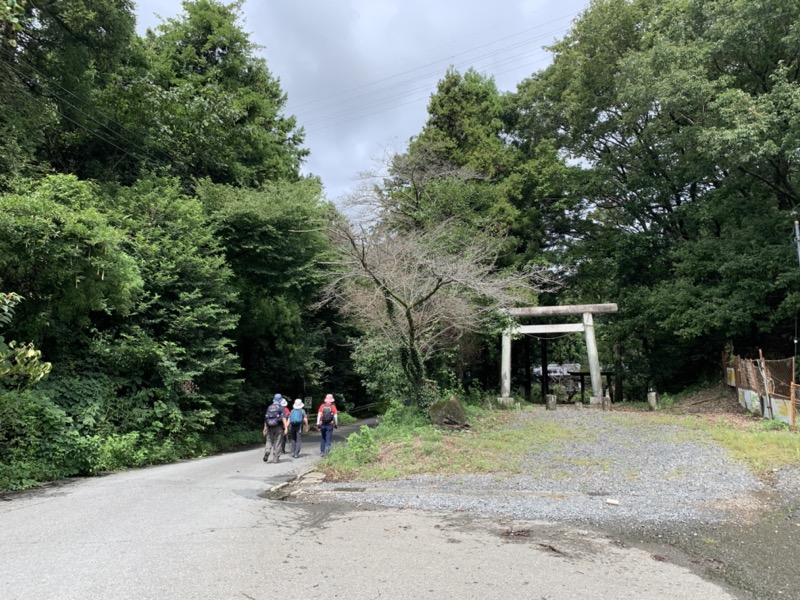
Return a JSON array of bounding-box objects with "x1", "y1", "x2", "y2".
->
[
  {"x1": 647, "y1": 391, "x2": 659, "y2": 411},
  {"x1": 583, "y1": 312, "x2": 603, "y2": 399},
  {"x1": 545, "y1": 394, "x2": 557, "y2": 410},
  {"x1": 500, "y1": 329, "x2": 512, "y2": 400}
]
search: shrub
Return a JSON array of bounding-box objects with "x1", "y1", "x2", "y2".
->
[
  {"x1": 336, "y1": 412, "x2": 357, "y2": 426},
  {"x1": 96, "y1": 432, "x2": 147, "y2": 471},
  {"x1": 343, "y1": 425, "x2": 379, "y2": 465},
  {"x1": 0, "y1": 388, "x2": 100, "y2": 489},
  {"x1": 379, "y1": 400, "x2": 429, "y2": 429}
]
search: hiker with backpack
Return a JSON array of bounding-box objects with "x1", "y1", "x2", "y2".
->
[
  {"x1": 287, "y1": 399, "x2": 309, "y2": 458},
  {"x1": 262, "y1": 393, "x2": 288, "y2": 463},
  {"x1": 280, "y1": 398, "x2": 290, "y2": 454},
  {"x1": 316, "y1": 393, "x2": 338, "y2": 457}
]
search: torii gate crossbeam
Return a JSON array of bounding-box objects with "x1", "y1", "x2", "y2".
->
[{"x1": 500, "y1": 303, "x2": 618, "y2": 403}]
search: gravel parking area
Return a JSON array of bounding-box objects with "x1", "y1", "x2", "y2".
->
[{"x1": 304, "y1": 408, "x2": 765, "y2": 528}]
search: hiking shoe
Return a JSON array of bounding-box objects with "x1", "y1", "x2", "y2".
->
[{"x1": 263, "y1": 452, "x2": 269, "y2": 462}]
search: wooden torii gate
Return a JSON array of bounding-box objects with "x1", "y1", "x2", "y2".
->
[{"x1": 500, "y1": 303, "x2": 618, "y2": 403}]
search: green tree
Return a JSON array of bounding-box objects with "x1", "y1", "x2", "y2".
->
[
  {"x1": 196, "y1": 178, "x2": 335, "y2": 410},
  {"x1": 0, "y1": 0, "x2": 57, "y2": 188},
  {"x1": 93, "y1": 175, "x2": 241, "y2": 431},
  {"x1": 11, "y1": 0, "x2": 137, "y2": 178},
  {"x1": 412, "y1": 67, "x2": 513, "y2": 179},
  {"x1": 0, "y1": 175, "x2": 142, "y2": 357},
  {"x1": 371, "y1": 67, "x2": 576, "y2": 394},
  {"x1": 512, "y1": 0, "x2": 800, "y2": 391},
  {"x1": 95, "y1": 0, "x2": 307, "y2": 187}
]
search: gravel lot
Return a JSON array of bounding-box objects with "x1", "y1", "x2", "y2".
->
[
  {"x1": 308, "y1": 409, "x2": 764, "y2": 527},
  {"x1": 292, "y1": 406, "x2": 800, "y2": 600}
]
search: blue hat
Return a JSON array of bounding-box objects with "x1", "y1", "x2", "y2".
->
[{"x1": 273, "y1": 393, "x2": 283, "y2": 403}]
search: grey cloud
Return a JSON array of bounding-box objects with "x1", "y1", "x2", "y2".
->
[{"x1": 134, "y1": 0, "x2": 589, "y2": 200}]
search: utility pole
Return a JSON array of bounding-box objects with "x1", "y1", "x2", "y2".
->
[{"x1": 794, "y1": 220, "x2": 800, "y2": 266}]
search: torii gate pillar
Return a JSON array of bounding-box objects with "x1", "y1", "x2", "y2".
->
[{"x1": 500, "y1": 304, "x2": 618, "y2": 402}]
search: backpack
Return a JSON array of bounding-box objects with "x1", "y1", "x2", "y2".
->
[
  {"x1": 265, "y1": 403, "x2": 283, "y2": 427},
  {"x1": 320, "y1": 405, "x2": 334, "y2": 425},
  {"x1": 289, "y1": 408, "x2": 304, "y2": 425}
]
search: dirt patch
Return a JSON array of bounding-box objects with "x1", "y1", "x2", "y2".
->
[{"x1": 665, "y1": 384, "x2": 746, "y2": 416}]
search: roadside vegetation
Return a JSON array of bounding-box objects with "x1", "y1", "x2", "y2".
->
[{"x1": 324, "y1": 400, "x2": 571, "y2": 480}]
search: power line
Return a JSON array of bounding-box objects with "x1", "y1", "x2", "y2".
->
[
  {"x1": 10, "y1": 69, "x2": 140, "y2": 163},
  {"x1": 290, "y1": 16, "x2": 571, "y2": 134},
  {"x1": 0, "y1": 45, "x2": 179, "y2": 166},
  {"x1": 290, "y1": 10, "x2": 577, "y2": 112},
  {"x1": 299, "y1": 35, "x2": 556, "y2": 126},
  {"x1": 301, "y1": 51, "x2": 554, "y2": 135}
]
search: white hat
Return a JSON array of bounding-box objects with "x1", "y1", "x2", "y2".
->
[
  {"x1": 293, "y1": 399, "x2": 304, "y2": 409},
  {"x1": 280, "y1": 398, "x2": 288, "y2": 407}
]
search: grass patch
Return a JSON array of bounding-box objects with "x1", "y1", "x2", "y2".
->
[
  {"x1": 325, "y1": 390, "x2": 800, "y2": 481},
  {"x1": 627, "y1": 412, "x2": 800, "y2": 475},
  {"x1": 322, "y1": 408, "x2": 571, "y2": 480},
  {"x1": 702, "y1": 421, "x2": 800, "y2": 474}
]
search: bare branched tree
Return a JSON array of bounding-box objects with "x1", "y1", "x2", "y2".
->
[{"x1": 321, "y1": 218, "x2": 553, "y2": 398}]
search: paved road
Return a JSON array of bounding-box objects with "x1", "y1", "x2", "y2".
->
[{"x1": 0, "y1": 422, "x2": 742, "y2": 600}]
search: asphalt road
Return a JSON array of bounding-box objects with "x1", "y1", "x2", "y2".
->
[{"x1": 0, "y1": 422, "x2": 742, "y2": 600}]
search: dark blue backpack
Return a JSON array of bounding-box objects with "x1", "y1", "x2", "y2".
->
[{"x1": 265, "y1": 403, "x2": 283, "y2": 427}]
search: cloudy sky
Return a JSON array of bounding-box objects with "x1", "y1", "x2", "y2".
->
[{"x1": 134, "y1": 0, "x2": 590, "y2": 201}]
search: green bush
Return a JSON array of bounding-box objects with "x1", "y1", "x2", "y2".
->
[
  {"x1": 0, "y1": 384, "x2": 265, "y2": 490},
  {"x1": 328, "y1": 425, "x2": 379, "y2": 467},
  {"x1": 346, "y1": 425, "x2": 379, "y2": 464},
  {"x1": 337, "y1": 412, "x2": 357, "y2": 426},
  {"x1": 0, "y1": 388, "x2": 100, "y2": 489},
  {"x1": 379, "y1": 400, "x2": 429, "y2": 429},
  {"x1": 96, "y1": 432, "x2": 147, "y2": 471},
  {"x1": 460, "y1": 385, "x2": 489, "y2": 406},
  {"x1": 350, "y1": 337, "x2": 410, "y2": 405}
]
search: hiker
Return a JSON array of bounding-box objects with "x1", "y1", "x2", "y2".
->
[
  {"x1": 316, "y1": 393, "x2": 338, "y2": 457},
  {"x1": 281, "y1": 398, "x2": 290, "y2": 454},
  {"x1": 262, "y1": 393, "x2": 288, "y2": 463},
  {"x1": 288, "y1": 398, "x2": 309, "y2": 458}
]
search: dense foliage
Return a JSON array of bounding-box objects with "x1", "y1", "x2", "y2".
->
[
  {"x1": 509, "y1": 0, "x2": 800, "y2": 393},
  {"x1": 0, "y1": 0, "x2": 337, "y2": 490}
]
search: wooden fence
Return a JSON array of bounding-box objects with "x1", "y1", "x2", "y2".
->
[{"x1": 729, "y1": 353, "x2": 796, "y2": 430}]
